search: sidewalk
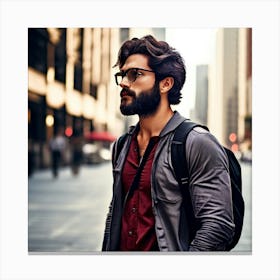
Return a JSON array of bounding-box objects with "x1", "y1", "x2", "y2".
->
[
  {"x1": 28, "y1": 163, "x2": 113, "y2": 253},
  {"x1": 28, "y1": 162, "x2": 252, "y2": 253}
]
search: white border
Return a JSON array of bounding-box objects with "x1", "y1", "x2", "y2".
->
[{"x1": 1, "y1": 1, "x2": 279, "y2": 280}]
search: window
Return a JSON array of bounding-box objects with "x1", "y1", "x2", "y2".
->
[
  {"x1": 74, "y1": 29, "x2": 83, "y2": 92},
  {"x1": 28, "y1": 28, "x2": 48, "y2": 74},
  {"x1": 55, "y1": 28, "x2": 66, "y2": 83},
  {"x1": 90, "y1": 83, "x2": 98, "y2": 99}
]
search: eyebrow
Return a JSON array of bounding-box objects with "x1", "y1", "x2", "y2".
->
[
  {"x1": 122, "y1": 67, "x2": 154, "y2": 72},
  {"x1": 120, "y1": 67, "x2": 153, "y2": 72}
]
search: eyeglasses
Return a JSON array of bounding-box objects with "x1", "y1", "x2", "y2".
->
[{"x1": 114, "y1": 67, "x2": 155, "y2": 85}]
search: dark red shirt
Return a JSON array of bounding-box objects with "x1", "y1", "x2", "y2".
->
[{"x1": 120, "y1": 133, "x2": 159, "y2": 251}]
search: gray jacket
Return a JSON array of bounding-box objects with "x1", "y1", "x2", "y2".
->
[{"x1": 102, "y1": 112, "x2": 235, "y2": 251}]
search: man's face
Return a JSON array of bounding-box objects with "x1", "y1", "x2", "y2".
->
[{"x1": 117, "y1": 54, "x2": 161, "y2": 117}]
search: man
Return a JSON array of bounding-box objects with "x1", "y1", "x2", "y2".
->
[
  {"x1": 102, "y1": 35, "x2": 235, "y2": 251},
  {"x1": 49, "y1": 127, "x2": 67, "y2": 178}
]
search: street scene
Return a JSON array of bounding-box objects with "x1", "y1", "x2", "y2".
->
[
  {"x1": 1, "y1": 0, "x2": 279, "y2": 278},
  {"x1": 28, "y1": 162, "x2": 113, "y2": 253},
  {"x1": 2, "y1": 0, "x2": 279, "y2": 277},
  {"x1": 27, "y1": 27, "x2": 252, "y2": 254},
  {"x1": 28, "y1": 161, "x2": 252, "y2": 253}
]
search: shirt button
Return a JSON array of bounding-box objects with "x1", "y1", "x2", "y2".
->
[
  {"x1": 128, "y1": 230, "x2": 133, "y2": 236},
  {"x1": 132, "y1": 207, "x2": 136, "y2": 213}
]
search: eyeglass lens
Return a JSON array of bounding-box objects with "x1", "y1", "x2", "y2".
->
[
  {"x1": 115, "y1": 68, "x2": 155, "y2": 85},
  {"x1": 116, "y1": 69, "x2": 137, "y2": 85}
]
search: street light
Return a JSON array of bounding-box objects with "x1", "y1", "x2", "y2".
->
[
  {"x1": 45, "y1": 115, "x2": 54, "y2": 127},
  {"x1": 229, "y1": 133, "x2": 237, "y2": 143}
]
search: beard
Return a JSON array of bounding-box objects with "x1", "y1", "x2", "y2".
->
[{"x1": 120, "y1": 81, "x2": 161, "y2": 117}]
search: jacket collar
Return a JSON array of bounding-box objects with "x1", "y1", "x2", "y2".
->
[
  {"x1": 159, "y1": 111, "x2": 187, "y2": 137},
  {"x1": 127, "y1": 111, "x2": 187, "y2": 137}
]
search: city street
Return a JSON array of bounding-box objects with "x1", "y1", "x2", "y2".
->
[
  {"x1": 28, "y1": 162, "x2": 113, "y2": 253},
  {"x1": 232, "y1": 162, "x2": 252, "y2": 253},
  {"x1": 28, "y1": 161, "x2": 252, "y2": 253}
]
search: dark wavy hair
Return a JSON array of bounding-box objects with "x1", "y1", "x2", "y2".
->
[{"x1": 114, "y1": 35, "x2": 186, "y2": 105}]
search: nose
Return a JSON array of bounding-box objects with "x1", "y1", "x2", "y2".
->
[{"x1": 119, "y1": 76, "x2": 131, "y2": 88}]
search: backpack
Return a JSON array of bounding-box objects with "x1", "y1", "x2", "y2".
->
[
  {"x1": 114, "y1": 120, "x2": 245, "y2": 251},
  {"x1": 172, "y1": 120, "x2": 244, "y2": 250}
]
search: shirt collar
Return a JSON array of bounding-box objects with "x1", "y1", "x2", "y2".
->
[{"x1": 127, "y1": 111, "x2": 187, "y2": 138}]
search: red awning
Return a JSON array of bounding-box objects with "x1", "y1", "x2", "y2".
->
[{"x1": 84, "y1": 131, "x2": 117, "y2": 142}]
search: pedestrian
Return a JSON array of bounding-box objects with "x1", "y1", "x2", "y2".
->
[
  {"x1": 70, "y1": 128, "x2": 83, "y2": 176},
  {"x1": 49, "y1": 127, "x2": 67, "y2": 178},
  {"x1": 102, "y1": 35, "x2": 235, "y2": 251}
]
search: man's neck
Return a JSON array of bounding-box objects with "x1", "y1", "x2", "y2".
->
[{"x1": 138, "y1": 104, "x2": 174, "y2": 139}]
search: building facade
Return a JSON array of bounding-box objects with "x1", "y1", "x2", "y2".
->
[
  {"x1": 28, "y1": 28, "x2": 165, "y2": 172},
  {"x1": 191, "y1": 65, "x2": 209, "y2": 125},
  {"x1": 28, "y1": 28, "x2": 124, "y2": 171},
  {"x1": 207, "y1": 28, "x2": 252, "y2": 151}
]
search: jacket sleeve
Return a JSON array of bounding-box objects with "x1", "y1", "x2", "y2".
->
[
  {"x1": 185, "y1": 127, "x2": 235, "y2": 251},
  {"x1": 102, "y1": 198, "x2": 113, "y2": 251},
  {"x1": 102, "y1": 141, "x2": 117, "y2": 251}
]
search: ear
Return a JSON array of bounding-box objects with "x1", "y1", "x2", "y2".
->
[{"x1": 160, "y1": 77, "x2": 174, "y2": 94}]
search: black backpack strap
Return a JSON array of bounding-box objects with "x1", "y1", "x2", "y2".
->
[
  {"x1": 113, "y1": 125, "x2": 138, "y2": 167},
  {"x1": 172, "y1": 121, "x2": 198, "y2": 182},
  {"x1": 112, "y1": 133, "x2": 129, "y2": 168},
  {"x1": 171, "y1": 120, "x2": 209, "y2": 248},
  {"x1": 124, "y1": 137, "x2": 158, "y2": 202},
  {"x1": 171, "y1": 120, "x2": 209, "y2": 188}
]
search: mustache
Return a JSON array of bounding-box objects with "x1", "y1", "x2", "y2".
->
[{"x1": 120, "y1": 88, "x2": 136, "y2": 98}]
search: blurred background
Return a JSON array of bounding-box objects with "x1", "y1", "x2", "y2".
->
[{"x1": 28, "y1": 27, "x2": 252, "y2": 253}]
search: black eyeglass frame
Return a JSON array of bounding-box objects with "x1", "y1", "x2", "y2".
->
[{"x1": 114, "y1": 67, "x2": 155, "y2": 85}]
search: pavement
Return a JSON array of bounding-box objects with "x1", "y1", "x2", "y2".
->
[
  {"x1": 28, "y1": 161, "x2": 252, "y2": 253},
  {"x1": 231, "y1": 162, "x2": 252, "y2": 253},
  {"x1": 28, "y1": 162, "x2": 113, "y2": 253}
]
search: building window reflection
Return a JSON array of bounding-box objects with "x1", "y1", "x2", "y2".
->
[
  {"x1": 28, "y1": 28, "x2": 48, "y2": 74},
  {"x1": 55, "y1": 28, "x2": 66, "y2": 84}
]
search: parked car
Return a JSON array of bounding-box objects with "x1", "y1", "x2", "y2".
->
[
  {"x1": 240, "y1": 150, "x2": 252, "y2": 163},
  {"x1": 83, "y1": 130, "x2": 116, "y2": 164},
  {"x1": 82, "y1": 143, "x2": 111, "y2": 164}
]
